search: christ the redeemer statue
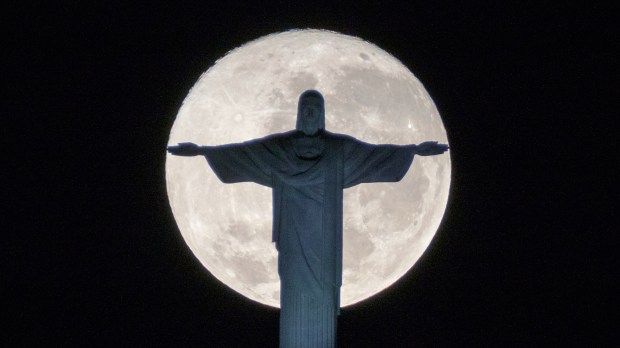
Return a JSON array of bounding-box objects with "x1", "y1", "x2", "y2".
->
[{"x1": 167, "y1": 90, "x2": 448, "y2": 348}]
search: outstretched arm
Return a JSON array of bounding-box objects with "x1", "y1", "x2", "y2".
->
[
  {"x1": 410, "y1": 141, "x2": 449, "y2": 156},
  {"x1": 167, "y1": 140, "x2": 275, "y2": 187},
  {"x1": 167, "y1": 142, "x2": 208, "y2": 156},
  {"x1": 343, "y1": 137, "x2": 449, "y2": 188}
]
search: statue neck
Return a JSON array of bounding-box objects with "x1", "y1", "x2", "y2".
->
[{"x1": 292, "y1": 131, "x2": 325, "y2": 160}]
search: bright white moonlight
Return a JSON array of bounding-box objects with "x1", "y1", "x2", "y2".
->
[{"x1": 166, "y1": 29, "x2": 450, "y2": 308}]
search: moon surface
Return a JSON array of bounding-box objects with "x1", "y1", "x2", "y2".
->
[{"x1": 166, "y1": 29, "x2": 450, "y2": 308}]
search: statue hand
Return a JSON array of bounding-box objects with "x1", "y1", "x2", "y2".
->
[
  {"x1": 167, "y1": 142, "x2": 201, "y2": 156},
  {"x1": 414, "y1": 141, "x2": 449, "y2": 156}
]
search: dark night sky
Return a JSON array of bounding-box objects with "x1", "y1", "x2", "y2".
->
[{"x1": 6, "y1": 2, "x2": 616, "y2": 347}]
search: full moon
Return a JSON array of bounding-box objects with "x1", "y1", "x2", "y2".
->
[{"x1": 166, "y1": 29, "x2": 450, "y2": 308}]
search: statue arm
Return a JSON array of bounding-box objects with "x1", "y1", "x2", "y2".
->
[
  {"x1": 409, "y1": 141, "x2": 449, "y2": 156},
  {"x1": 167, "y1": 140, "x2": 274, "y2": 187},
  {"x1": 167, "y1": 142, "x2": 208, "y2": 156},
  {"x1": 343, "y1": 138, "x2": 413, "y2": 188},
  {"x1": 342, "y1": 137, "x2": 448, "y2": 188}
]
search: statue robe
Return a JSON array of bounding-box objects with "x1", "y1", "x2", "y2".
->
[{"x1": 201, "y1": 130, "x2": 415, "y2": 348}]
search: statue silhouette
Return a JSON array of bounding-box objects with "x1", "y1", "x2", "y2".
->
[{"x1": 167, "y1": 90, "x2": 448, "y2": 347}]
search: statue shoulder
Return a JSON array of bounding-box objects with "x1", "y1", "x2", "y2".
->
[
  {"x1": 322, "y1": 130, "x2": 356, "y2": 143},
  {"x1": 252, "y1": 130, "x2": 296, "y2": 145}
]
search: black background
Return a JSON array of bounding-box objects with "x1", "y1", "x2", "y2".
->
[{"x1": 6, "y1": 1, "x2": 617, "y2": 347}]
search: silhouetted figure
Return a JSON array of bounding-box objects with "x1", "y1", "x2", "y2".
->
[{"x1": 168, "y1": 90, "x2": 448, "y2": 348}]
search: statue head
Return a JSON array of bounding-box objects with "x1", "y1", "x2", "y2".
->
[{"x1": 296, "y1": 90, "x2": 325, "y2": 136}]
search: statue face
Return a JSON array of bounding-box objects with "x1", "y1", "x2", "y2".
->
[
  {"x1": 296, "y1": 91, "x2": 325, "y2": 136},
  {"x1": 301, "y1": 97, "x2": 322, "y2": 125}
]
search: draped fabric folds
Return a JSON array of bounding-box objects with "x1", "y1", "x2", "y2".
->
[{"x1": 201, "y1": 130, "x2": 414, "y2": 347}]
